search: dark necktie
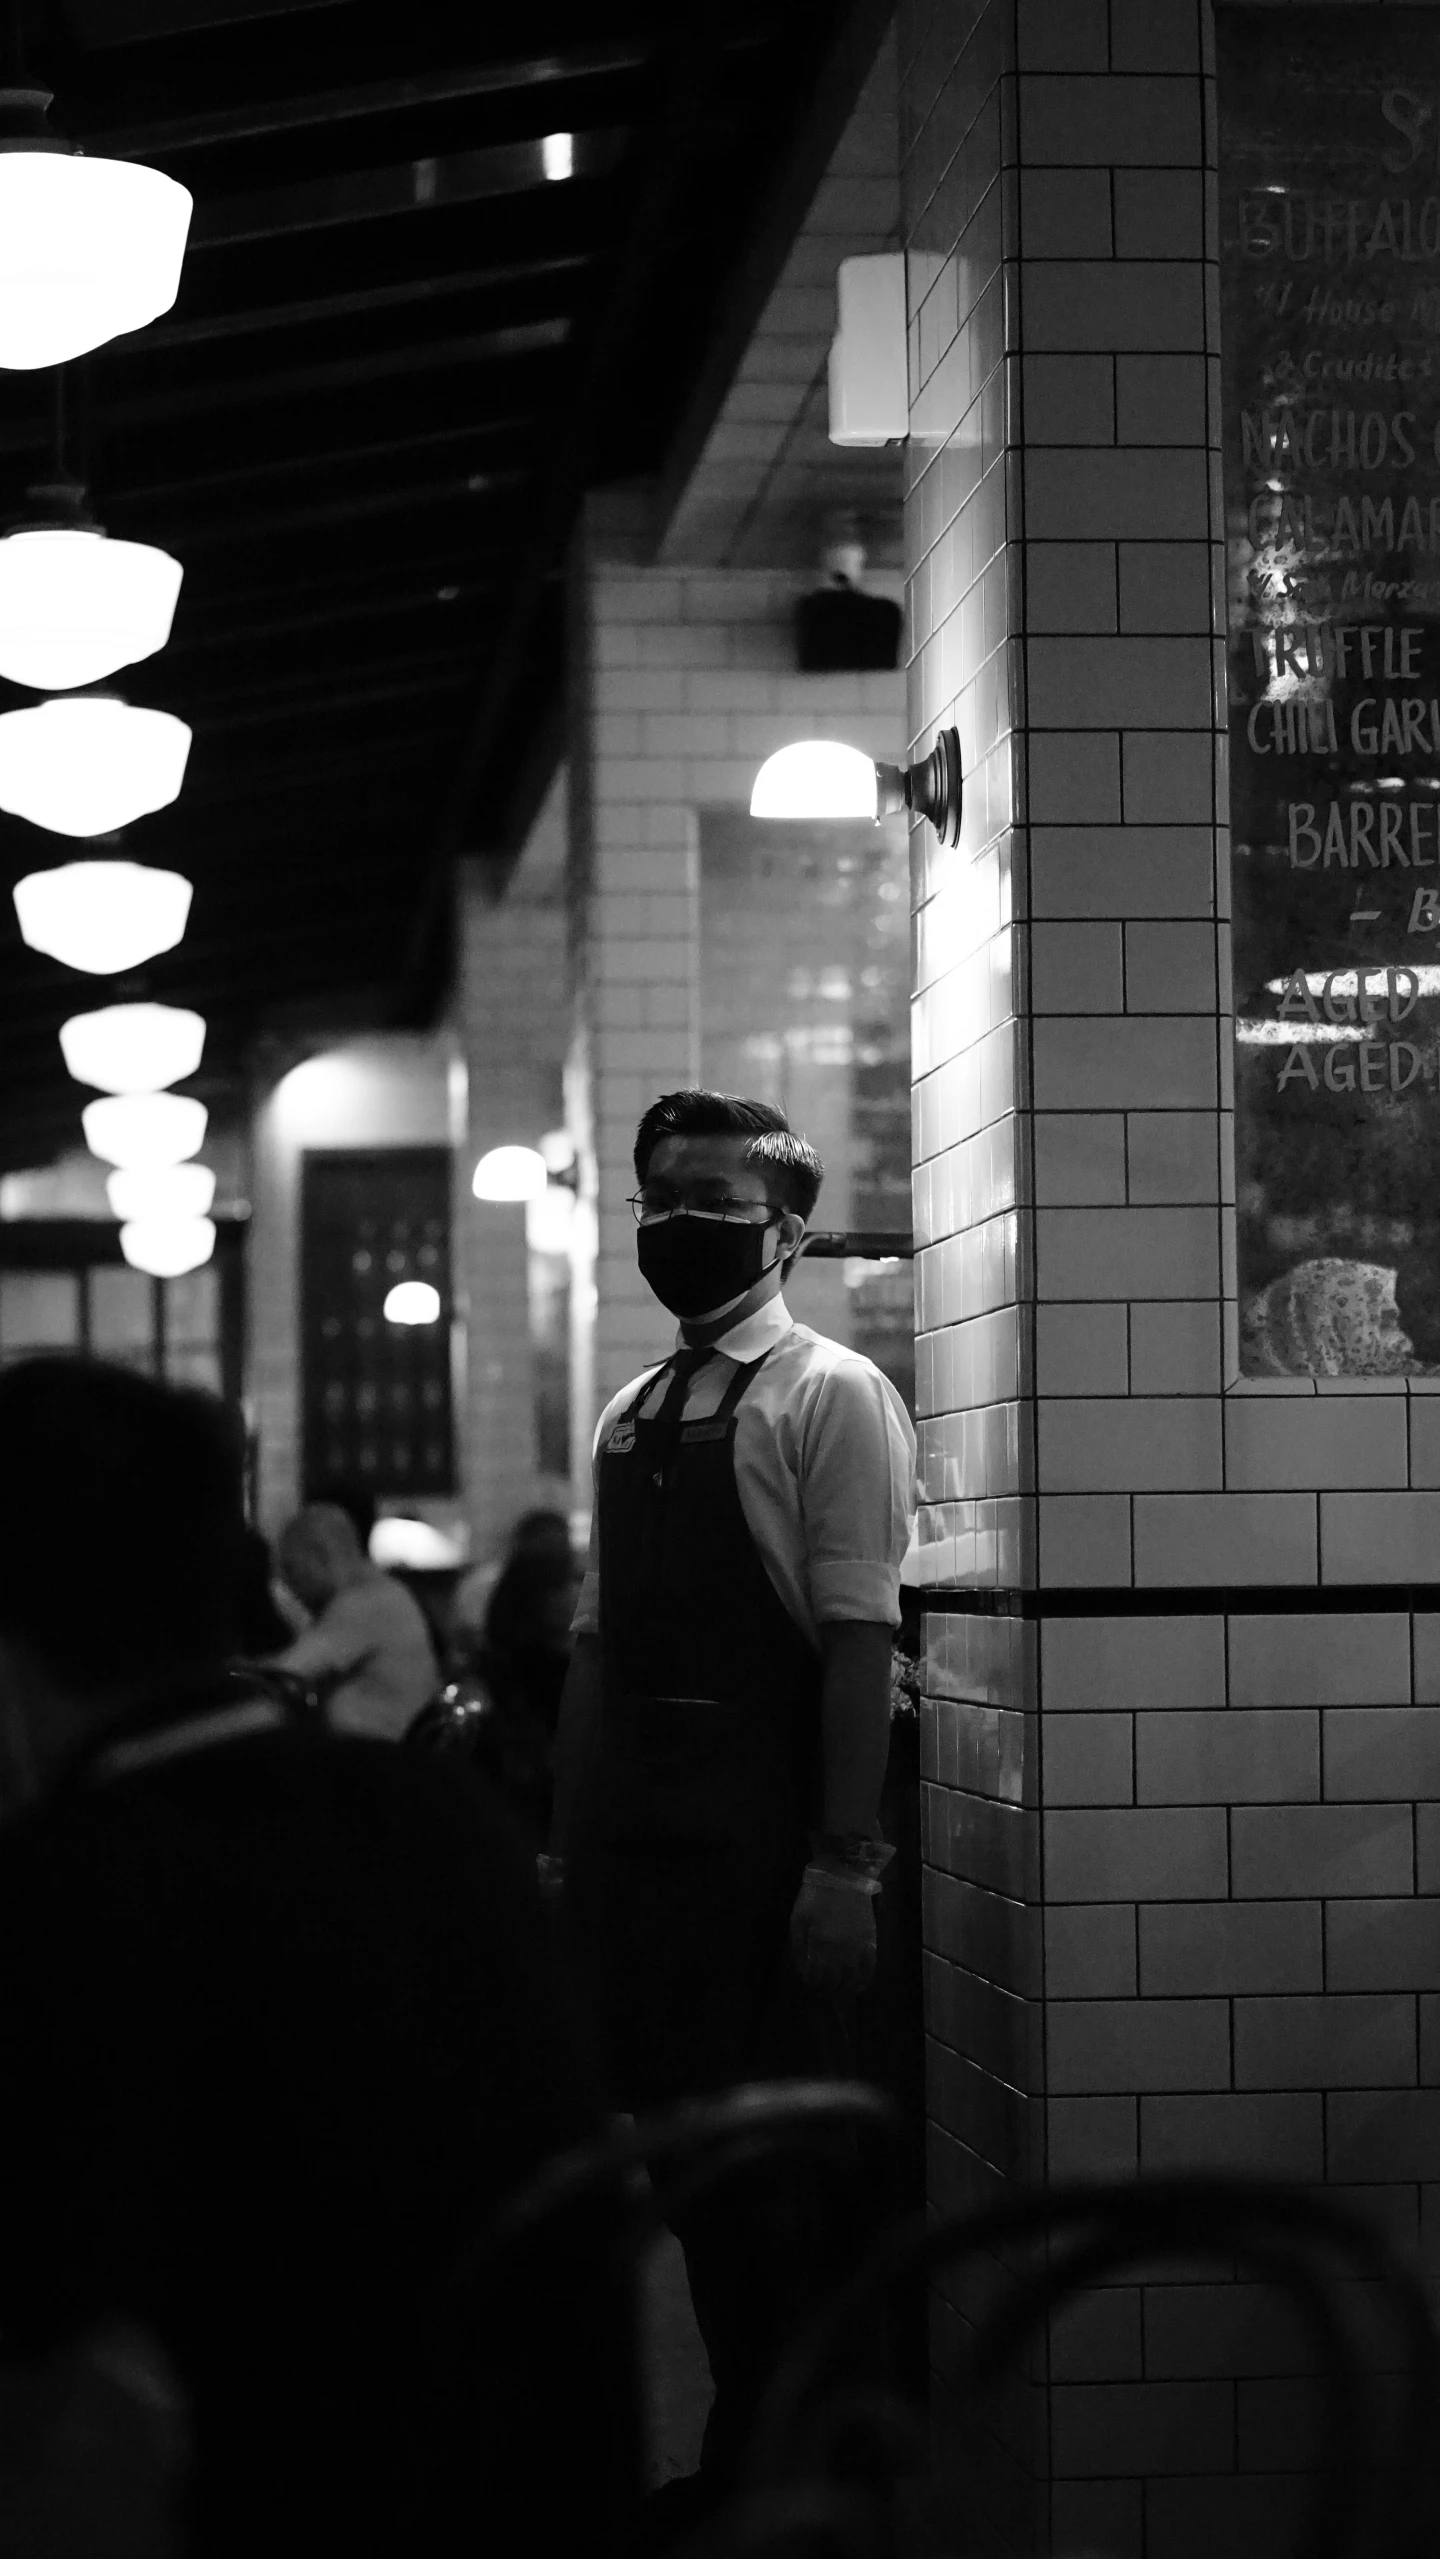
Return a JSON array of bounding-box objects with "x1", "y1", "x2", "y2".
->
[{"x1": 649, "y1": 1345, "x2": 715, "y2": 1485}]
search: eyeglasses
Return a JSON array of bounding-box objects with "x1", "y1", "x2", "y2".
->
[{"x1": 627, "y1": 1193, "x2": 776, "y2": 1227}]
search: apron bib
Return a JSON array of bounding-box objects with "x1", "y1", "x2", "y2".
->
[{"x1": 566, "y1": 1347, "x2": 824, "y2": 2114}]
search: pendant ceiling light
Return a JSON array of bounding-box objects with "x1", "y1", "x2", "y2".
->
[
  {"x1": 82, "y1": 1090, "x2": 207, "y2": 1169},
  {"x1": 120, "y1": 1215, "x2": 215, "y2": 1279},
  {"x1": 0, "y1": 485, "x2": 182, "y2": 692},
  {"x1": 60, "y1": 1001, "x2": 205, "y2": 1094},
  {"x1": 0, "y1": 694, "x2": 190, "y2": 835},
  {"x1": 0, "y1": 85, "x2": 192, "y2": 370},
  {"x1": 107, "y1": 1161, "x2": 215, "y2": 1223},
  {"x1": 13, "y1": 858, "x2": 192, "y2": 972}
]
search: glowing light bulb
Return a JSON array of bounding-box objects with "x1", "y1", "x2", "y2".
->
[
  {"x1": 0, "y1": 150, "x2": 192, "y2": 369},
  {"x1": 472, "y1": 1144, "x2": 548, "y2": 1202},
  {"x1": 106, "y1": 1162, "x2": 215, "y2": 1222},
  {"x1": 0, "y1": 696, "x2": 190, "y2": 836},
  {"x1": 0, "y1": 528, "x2": 182, "y2": 690},
  {"x1": 749, "y1": 740, "x2": 879, "y2": 820},
  {"x1": 383, "y1": 1281, "x2": 441, "y2": 1325},
  {"x1": 119, "y1": 1216, "x2": 215, "y2": 1278},
  {"x1": 12, "y1": 860, "x2": 192, "y2": 973},
  {"x1": 60, "y1": 1002, "x2": 204, "y2": 1094},
  {"x1": 82, "y1": 1091, "x2": 207, "y2": 1169}
]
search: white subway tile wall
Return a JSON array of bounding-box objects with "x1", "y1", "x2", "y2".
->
[
  {"x1": 570, "y1": 496, "x2": 907, "y2": 1433},
  {"x1": 457, "y1": 879, "x2": 570, "y2": 1555},
  {"x1": 904, "y1": 0, "x2": 1440, "y2": 2545}
]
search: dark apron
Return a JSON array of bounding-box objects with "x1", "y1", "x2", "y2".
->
[{"x1": 566, "y1": 1347, "x2": 828, "y2": 2116}]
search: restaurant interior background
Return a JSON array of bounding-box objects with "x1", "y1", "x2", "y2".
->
[{"x1": 1, "y1": 0, "x2": 1439, "y2": 2552}]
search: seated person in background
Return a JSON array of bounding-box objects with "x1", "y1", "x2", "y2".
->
[
  {"x1": 270, "y1": 1500, "x2": 439, "y2": 1739},
  {"x1": 307, "y1": 1473, "x2": 378, "y2": 1557},
  {"x1": 419, "y1": 1522, "x2": 580, "y2": 1846},
  {"x1": 449, "y1": 1506, "x2": 575, "y2": 1672},
  {"x1": 477, "y1": 1531, "x2": 582, "y2": 1846},
  {"x1": 0, "y1": 1357, "x2": 639, "y2": 2557}
]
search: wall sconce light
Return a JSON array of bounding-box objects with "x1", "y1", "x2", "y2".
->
[
  {"x1": 538, "y1": 1127, "x2": 580, "y2": 1191},
  {"x1": 750, "y1": 729, "x2": 962, "y2": 846},
  {"x1": 383, "y1": 1280, "x2": 441, "y2": 1326},
  {"x1": 472, "y1": 1143, "x2": 548, "y2": 1203},
  {"x1": 473, "y1": 1138, "x2": 579, "y2": 1202}
]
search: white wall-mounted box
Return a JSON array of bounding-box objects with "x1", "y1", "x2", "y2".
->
[{"x1": 827, "y1": 252, "x2": 908, "y2": 447}]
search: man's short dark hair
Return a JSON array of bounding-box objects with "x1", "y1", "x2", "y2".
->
[
  {"x1": 0, "y1": 1357, "x2": 247, "y2": 1687},
  {"x1": 633, "y1": 1091, "x2": 824, "y2": 1220}
]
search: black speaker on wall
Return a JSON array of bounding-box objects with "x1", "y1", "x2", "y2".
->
[{"x1": 794, "y1": 582, "x2": 902, "y2": 673}]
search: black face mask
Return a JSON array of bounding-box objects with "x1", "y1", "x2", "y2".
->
[{"x1": 636, "y1": 1214, "x2": 782, "y2": 1320}]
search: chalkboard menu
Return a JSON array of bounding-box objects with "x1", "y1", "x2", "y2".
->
[{"x1": 1219, "y1": 6, "x2": 1440, "y2": 1375}]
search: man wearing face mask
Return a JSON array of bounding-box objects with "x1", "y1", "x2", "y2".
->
[{"x1": 549, "y1": 1089, "x2": 915, "y2": 2529}]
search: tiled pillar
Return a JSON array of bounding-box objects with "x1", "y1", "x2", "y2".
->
[
  {"x1": 904, "y1": 3, "x2": 1438, "y2": 2554},
  {"x1": 455, "y1": 868, "x2": 569, "y2": 1560},
  {"x1": 570, "y1": 498, "x2": 703, "y2": 1419}
]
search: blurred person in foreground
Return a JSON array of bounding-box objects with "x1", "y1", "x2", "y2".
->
[
  {"x1": 270, "y1": 1499, "x2": 438, "y2": 1739},
  {"x1": 232, "y1": 1524, "x2": 295, "y2": 1656},
  {"x1": 550, "y1": 1091, "x2": 916, "y2": 2533},
  {"x1": 0, "y1": 1358, "x2": 638, "y2": 2557}
]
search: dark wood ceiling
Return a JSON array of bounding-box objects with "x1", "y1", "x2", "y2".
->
[{"x1": 0, "y1": 0, "x2": 889, "y2": 1172}]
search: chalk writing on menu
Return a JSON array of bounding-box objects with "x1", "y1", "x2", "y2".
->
[{"x1": 1218, "y1": 6, "x2": 1440, "y2": 1376}]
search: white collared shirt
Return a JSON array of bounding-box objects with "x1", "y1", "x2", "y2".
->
[
  {"x1": 273, "y1": 1569, "x2": 438, "y2": 1742},
  {"x1": 573, "y1": 1295, "x2": 917, "y2": 1651}
]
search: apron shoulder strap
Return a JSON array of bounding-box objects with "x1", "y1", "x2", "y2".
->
[{"x1": 616, "y1": 1361, "x2": 670, "y2": 1427}]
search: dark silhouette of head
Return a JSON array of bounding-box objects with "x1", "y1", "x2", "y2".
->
[
  {"x1": 277, "y1": 1504, "x2": 369, "y2": 1615},
  {"x1": 506, "y1": 1508, "x2": 573, "y2": 1567},
  {"x1": 306, "y1": 1478, "x2": 377, "y2": 1554},
  {"x1": 0, "y1": 1356, "x2": 248, "y2": 1693}
]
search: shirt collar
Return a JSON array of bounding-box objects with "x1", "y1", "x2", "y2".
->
[{"x1": 674, "y1": 1293, "x2": 794, "y2": 1366}]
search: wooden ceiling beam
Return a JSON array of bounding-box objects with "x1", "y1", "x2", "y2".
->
[
  {"x1": 136, "y1": 251, "x2": 591, "y2": 354},
  {"x1": 185, "y1": 128, "x2": 626, "y2": 253},
  {"x1": 105, "y1": 417, "x2": 529, "y2": 507},
  {"x1": 89, "y1": 40, "x2": 649, "y2": 159}
]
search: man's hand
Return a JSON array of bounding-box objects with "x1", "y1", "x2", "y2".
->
[{"x1": 789, "y1": 1867, "x2": 877, "y2": 1997}]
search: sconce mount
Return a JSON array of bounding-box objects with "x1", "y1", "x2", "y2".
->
[{"x1": 876, "y1": 725, "x2": 962, "y2": 847}]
